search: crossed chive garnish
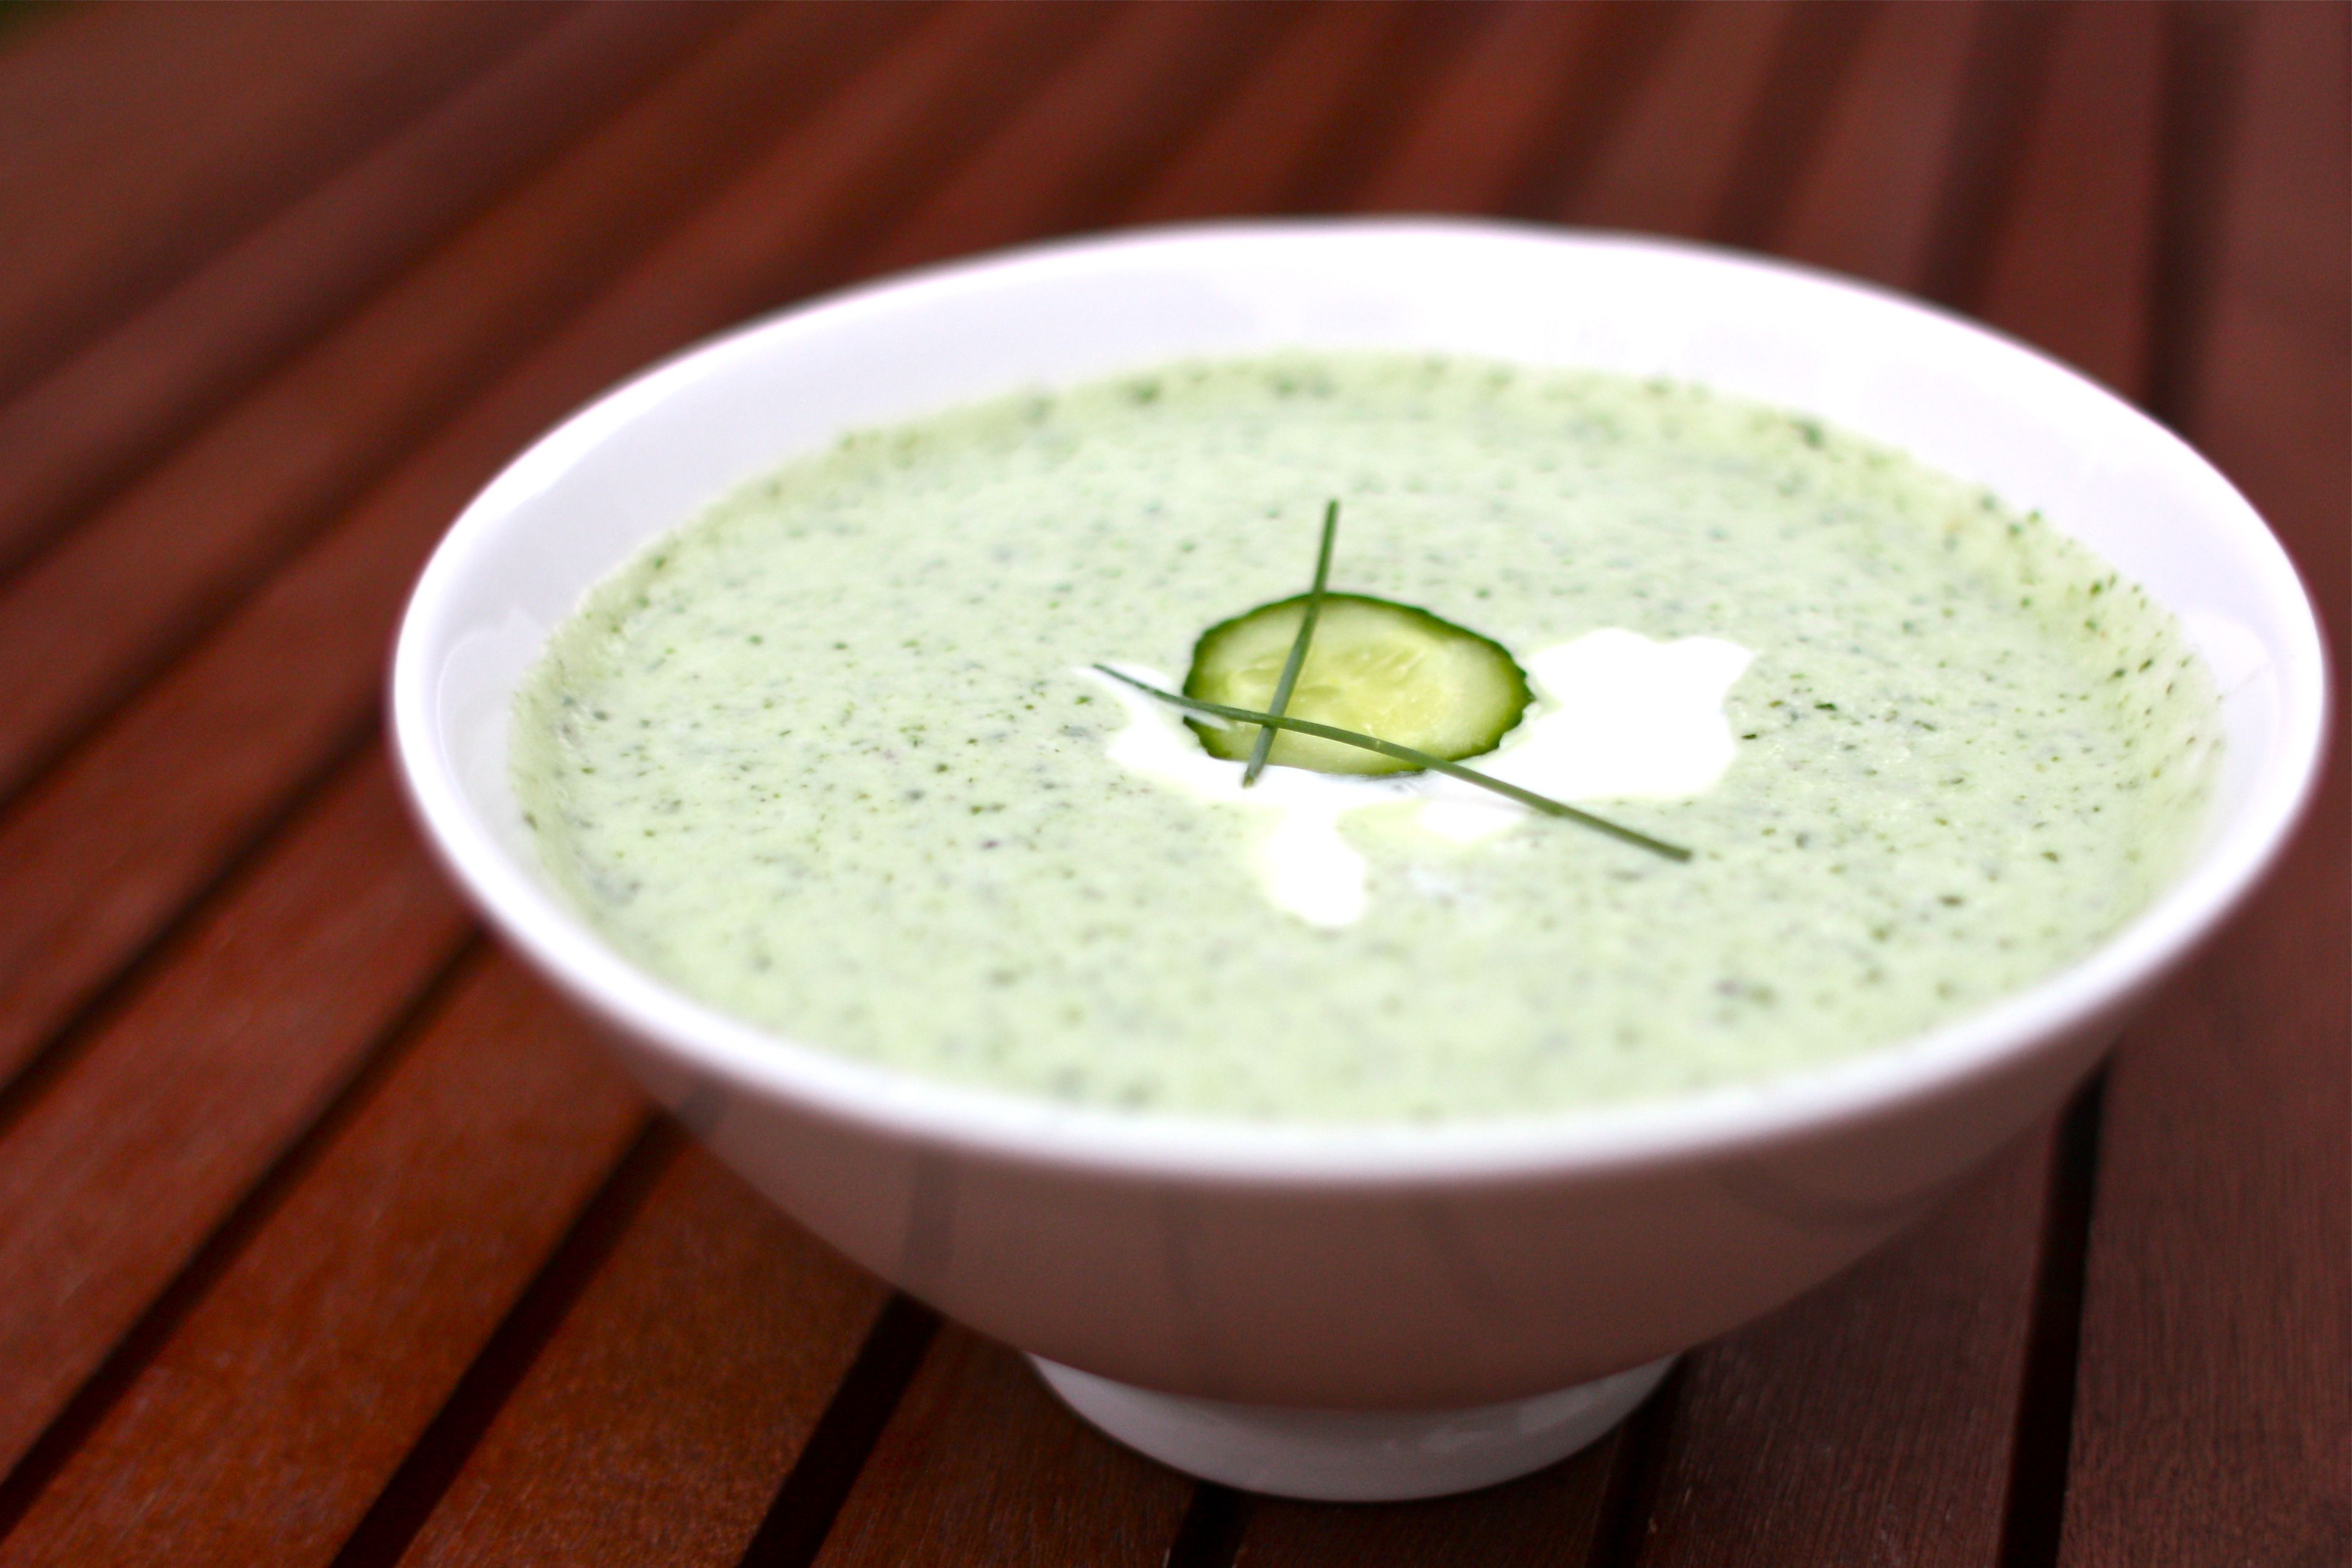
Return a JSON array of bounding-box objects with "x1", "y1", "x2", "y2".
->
[
  {"x1": 1241, "y1": 497, "x2": 1339, "y2": 785},
  {"x1": 1100, "y1": 500, "x2": 1692, "y2": 865}
]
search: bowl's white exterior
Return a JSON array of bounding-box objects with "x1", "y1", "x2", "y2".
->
[{"x1": 391, "y1": 223, "x2": 2327, "y2": 1409}]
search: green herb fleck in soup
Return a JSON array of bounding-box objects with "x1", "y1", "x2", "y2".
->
[{"x1": 513, "y1": 354, "x2": 2219, "y2": 1123}]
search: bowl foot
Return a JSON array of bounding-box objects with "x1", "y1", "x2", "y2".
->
[{"x1": 1028, "y1": 1354, "x2": 1675, "y2": 1502}]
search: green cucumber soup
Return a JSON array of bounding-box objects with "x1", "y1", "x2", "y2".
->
[{"x1": 513, "y1": 353, "x2": 2219, "y2": 1123}]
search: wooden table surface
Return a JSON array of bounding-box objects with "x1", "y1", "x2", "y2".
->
[{"x1": 0, "y1": 4, "x2": 2342, "y2": 1563}]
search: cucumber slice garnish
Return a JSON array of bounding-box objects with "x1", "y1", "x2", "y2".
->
[{"x1": 1182, "y1": 593, "x2": 1533, "y2": 775}]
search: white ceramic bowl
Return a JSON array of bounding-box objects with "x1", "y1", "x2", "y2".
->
[{"x1": 391, "y1": 222, "x2": 2327, "y2": 1500}]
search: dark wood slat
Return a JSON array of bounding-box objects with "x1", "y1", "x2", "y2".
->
[
  {"x1": 788, "y1": 9, "x2": 1626, "y2": 1550},
  {"x1": 0, "y1": 2, "x2": 559, "y2": 406},
  {"x1": 852, "y1": 0, "x2": 1294, "y2": 278},
  {"x1": 1552, "y1": 0, "x2": 1795, "y2": 234},
  {"x1": 1349, "y1": 2, "x2": 1621, "y2": 216},
  {"x1": 0, "y1": 958, "x2": 647, "y2": 1567},
  {"x1": 0, "y1": 1, "x2": 734, "y2": 580},
  {"x1": 0, "y1": 2, "x2": 919, "y2": 813},
  {"x1": 315, "y1": 30, "x2": 1288, "y2": 1551},
  {"x1": 1630, "y1": 1134, "x2": 2055, "y2": 1565},
  {"x1": 375, "y1": 18, "x2": 1329, "y2": 1550},
  {"x1": 329, "y1": 1121, "x2": 690, "y2": 1568},
  {"x1": 1769, "y1": 0, "x2": 1984, "y2": 284},
  {"x1": 1122, "y1": 2, "x2": 1417, "y2": 226},
  {"x1": 1237, "y1": 1442, "x2": 1620, "y2": 1567},
  {"x1": 2059, "y1": 5, "x2": 2351, "y2": 1563},
  {"x1": 393, "y1": 1148, "x2": 888, "y2": 1568},
  {"x1": 810, "y1": 1331, "x2": 1194, "y2": 1568},
  {"x1": 0, "y1": 17, "x2": 1101, "y2": 1521},
  {"x1": 1497, "y1": 3, "x2": 1686, "y2": 222},
  {"x1": 0, "y1": 7, "x2": 2322, "y2": 1561},
  {"x1": 1621, "y1": 6, "x2": 2174, "y2": 1562},
  {"x1": 1156, "y1": 9, "x2": 1729, "y2": 1559},
  {"x1": 1705, "y1": 2, "x2": 1877, "y2": 250},
  {"x1": 529, "y1": 22, "x2": 1575, "y2": 1555},
  {"x1": 1280, "y1": 3, "x2": 1500, "y2": 216},
  {"x1": 1210, "y1": 13, "x2": 1954, "y2": 1566},
  {"x1": 808, "y1": 11, "x2": 1788, "y2": 1559},
  {"x1": 1970, "y1": 1, "x2": 2170, "y2": 396},
  {"x1": 0, "y1": 749, "x2": 470, "y2": 1482},
  {"x1": 378, "y1": 12, "x2": 1374, "y2": 1561},
  {"x1": 0, "y1": 2, "x2": 1083, "y2": 1092}
]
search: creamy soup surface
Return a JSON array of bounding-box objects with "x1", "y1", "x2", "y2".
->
[{"x1": 513, "y1": 354, "x2": 2218, "y2": 1123}]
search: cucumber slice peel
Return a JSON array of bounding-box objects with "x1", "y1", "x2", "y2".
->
[{"x1": 1185, "y1": 593, "x2": 1534, "y2": 776}]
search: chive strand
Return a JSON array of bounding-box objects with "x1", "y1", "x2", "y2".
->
[
  {"x1": 1242, "y1": 499, "x2": 1340, "y2": 786},
  {"x1": 1095, "y1": 666, "x2": 1691, "y2": 863}
]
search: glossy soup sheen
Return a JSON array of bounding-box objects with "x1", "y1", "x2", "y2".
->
[{"x1": 513, "y1": 354, "x2": 2218, "y2": 1123}]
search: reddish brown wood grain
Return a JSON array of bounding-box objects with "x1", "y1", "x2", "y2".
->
[
  {"x1": 1280, "y1": 4, "x2": 1503, "y2": 217},
  {"x1": 798, "y1": 13, "x2": 1707, "y2": 1560},
  {"x1": 1630, "y1": 1134, "x2": 2056, "y2": 1567},
  {"x1": 0, "y1": 3, "x2": 2335, "y2": 1559},
  {"x1": 1236, "y1": 1439, "x2": 1619, "y2": 1567},
  {"x1": 1552, "y1": 0, "x2": 1795, "y2": 235},
  {"x1": 400, "y1": 1147, "x2": 888, "y2": 1568},
  {"x1": 1213, "y1": 14, "x2": 2006, "y2": 1567},
  {"x1": 1971, "y1": 1, "x2": 2169, "y2": 399},
  {"x1": 813, "y1": 1331, "x2": 1195, "y2": 1568},
  {"x1": 2058, "y1": 6, "x2": 2351, "y2": 1564},
  {"x1": 0, "y1": 749, "x2": 470, "y2": 1481},
  {"x1": 0, "y1": 2, "x2": 1088, "y2": 1090},
  {"x1": 827, "y1": 10, "x2": 1909, "y2": 1559},
  {"x1": 850, "y1": 0, "x2": 1292, "y2": 279},
  {"x1": 1349, "y1": 2, "x2": 1621, "y2": 217},
  {"x1": 1211, "y1": 13, "x2": 1725, "y2": 1559},
  {"x1": 1769, "y1": 1, "x2": 1984, "y2": 289},
  {"x1": 0, "y1": 1, "x2": 732, "y2": 577},
  {"x1": 1123, "y1": 2, "x2": 1414, "y2": 226},
  {"x1": 0, "y1": 1, "x2": 919, "y2": 809},
  {"x1": 0, "y1": 2, "x2": 558, "y2": 408},
  {"x1": 0, "y1": 957, "x2": 647, "y2": 1568},
  {"x1": 1621, "y1": 7, "x2": 2174, "y2": 1563}
]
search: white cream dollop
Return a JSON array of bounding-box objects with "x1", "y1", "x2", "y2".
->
[{"x1": 1085, "y1": 627, "x2": 1753, "y2": 927}]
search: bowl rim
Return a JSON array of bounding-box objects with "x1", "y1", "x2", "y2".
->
[{"x1": 390, "y1": 218, "x2": 2332, "y2": 1185}]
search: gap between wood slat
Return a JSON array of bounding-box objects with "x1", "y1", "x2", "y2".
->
[
  {"x1": 0, "y1": 711, "x2": 379, "y2": 1122},
  {"x1": 1997, "y1": 12, "x2": 2247, "y2": 1557},
  {"x1": 329, "y1": 1114, "x2": 683, "y2": 1568},
  {"x1": 1118, "y1": 2, "x2": 1403, "y2": 226},
  {"x1": 1708, "y1": 1, "x2": 1876, "y2": 250},
  {"x1": 0, "y1": 936, "x2": 486, "y2": 1542},
  {"x1": 1165, "y1": 1485, "x2": 1252, "y2": 1568},
  {"x1": 735, "y1": 1295, "x2": 943, "y2": 1568},
  {"x1": 1284, "y1": 1, "x2": 1495, "y2": 214},
  {"x1": 1500, "y1": 2, "x2": 1685, "y2": 221},
  {"x1": 1583, "y1": 1365, "x2": 1684, "y2": 1568},
  {"x1": 0, "y1": 2, "x2": 921, "y2": 824},
  {"x1": 1996, "y1": 1078, "x2": 2107, "y2": 1568},
  {"x1": 0, "y1": 6, "x2": 2188, "y2": 1553},
  {"x1": 1603, "y1": 5, "x2": 2136, "y2": 1553},
  {"x1": 0, "y1": 4, "x2": 59, "y2": 47},
  {"x1": 0, "y1": 2, "x2": 565, "y2": 417},
  {"x1": 0, "y1": 390, "x2": 483, "y2": 819},
  {"x1": 0, "y1": 3, "x2": 1040, "y2": 1098},
  {"x1": 1014, "y1": 1, "x2": 1300, "y2": 240},
  {"x1": 1916, "y1": 2, "x2": 2065, "y2": 312},
  {"x1": 0, "y1": 18, "x2": 1195, "y2": 1542},
  {"x1": 0, "y1": 3, "x2": 609, "y2": 584},
  {"x1": 1997, "y1": 9, "x2": 2254, "y2": 1561},
  {"x1": 2145, "y1": 0, "x2": 2248, "y2": 434},
  {"x1": 1428, "y1": 21, "x2": 1981, "y2": 1542}
]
